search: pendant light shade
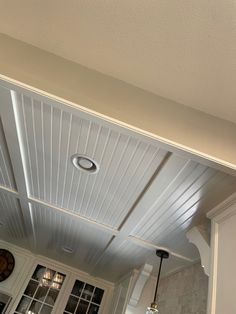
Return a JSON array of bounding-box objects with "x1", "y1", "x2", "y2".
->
[
  {"x1": 146, "y1": 250, "x2": 169, "y2": 313},
  {"x1": 146, "y1": 302, "x2": 159, "y2": 313}
]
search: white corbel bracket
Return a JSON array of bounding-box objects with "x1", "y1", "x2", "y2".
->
[
  {"x1": 128, "y1": 263, "x2": 153, "y2": 307},
  {"x1": 186, "y1": 225, "x2": 210, "y2": 276}
]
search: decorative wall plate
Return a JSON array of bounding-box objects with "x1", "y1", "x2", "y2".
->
[{"x1": 0, "y1": 249, "x2": 15, "y2": 282}]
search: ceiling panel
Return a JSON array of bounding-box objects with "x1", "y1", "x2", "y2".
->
[
  {"x1": 29, "y1": 203, "x2": 113, "y2": 273},
  {"x1": 13, "y1": 91, "x2": 168, "y2": 229},
  {"x1": 0, "y1": 191, "x2": 26, "y2": 240},
  {"x1": 130, "y1": 163, "x2": 236, "y2": 244},
  {"x1": 90, "y1": 241, "x2": 155, "y2": 282},
  {"x1": 0, "y1": 118, "x2": 16, "y2": 189}
]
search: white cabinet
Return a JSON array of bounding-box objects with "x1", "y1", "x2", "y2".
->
[{"x1": 0, "y1": 241, "x2": 113, "y2": 314}]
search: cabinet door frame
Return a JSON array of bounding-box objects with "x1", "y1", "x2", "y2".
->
[{"x1": 59, "y1": 271, "x2": 112, "y2": 314}]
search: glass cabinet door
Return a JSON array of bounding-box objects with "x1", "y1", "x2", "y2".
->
[
  {"x1": 14, "y1": 264, "x2": 66, "y2": 314},
  {"x1": 64, "y1": 279, "x2": 104, "y2": 314}
]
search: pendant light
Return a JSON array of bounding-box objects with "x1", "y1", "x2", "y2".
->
[{"x1": 146, "y1": 249, "x2": 169, "y2": 313}]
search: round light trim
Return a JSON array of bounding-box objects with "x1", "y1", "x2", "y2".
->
[{"x1": 71, "y1": 154, "x2": 99, "y2": 174}]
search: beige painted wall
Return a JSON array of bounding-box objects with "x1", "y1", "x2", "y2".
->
[{"x1": 127, "y1": 263, "x2": 208, "y2": 314}]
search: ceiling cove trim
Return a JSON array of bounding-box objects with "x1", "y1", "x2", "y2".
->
[{"x1": 207, "y1": 192, "x2": 236, "y2": 222}]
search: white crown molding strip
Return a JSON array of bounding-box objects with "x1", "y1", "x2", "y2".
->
[{"x1": 207, "y1": 192, "x2": 236, "y2": 223}]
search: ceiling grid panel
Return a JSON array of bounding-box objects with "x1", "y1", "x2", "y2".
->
[
  {"x1": 132, "y1": 170, "x2": 231, "y2": 244},
  {"x1": 157, "y1": 173, "x2": 236, "y2": 245},
  {"x1": 14, "y1": 89, "x2": 170, "y2": 230},
  {"x1": 116, "y1": 154, "x2": 192, "y2": 236},
  {"x1": 29, "y1": 203, "x2": 114, "y2": 273},
  {"x1": 133, "y1": 165, "x2": 217, "y2": 241}
]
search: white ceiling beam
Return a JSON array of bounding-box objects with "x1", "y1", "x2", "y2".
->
[
  {"x1": 128, "y1": 236, "x2": 194, "y2": 262},
  {"x1": 0, "y1": 184, "x2": 18, "y2": 197},
  {"x1": 0, "y1": 34, "x2": 235, "y2": 175}
]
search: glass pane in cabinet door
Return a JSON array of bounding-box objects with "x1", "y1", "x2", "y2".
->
[
  {"x1": 24, "y1": 280, "x2": 38, "y2": 297},
  {"x1": 40, "y1": 304, "x2": 53, "y2": 314},
  {"x1": 65, "y1": 295, "x2": 78, "y2": 313},
  {"x1": 16, "y1": 296, "x2": 31, "y2": 313},
  {"x1": 41, "y1": 269, "x2": 56, "y2": 287},
  {"x1": 32, "y1": 265, "x2": 46, "y2": 281},
  {"x1": 45, "y1": 288, "x2": 59, "y2": 305},
  {"x1": 81, "y1": 284, "x2": 94, "y2": 301},
  {"x1": 72, "y1": 280, "x2": 84, "y2": 297},
  {"x1": 34, "y1": 285, "x2": 49, "y2": 302},
  {"x1": 88, "y1": 304, "x2": 99, "y2": 314},
  {"x1": 76, "y1": 300, "x2": 89, "y2": 314},
  {"x1": 28, "y1": 300, "x2": 43, "y2": 313},
  {"x1": 92, "y1": 288, "x2": 104, "y2": 305},
  {"x1": 52, "y1": 272, "x2": 65, "y2": 289}
]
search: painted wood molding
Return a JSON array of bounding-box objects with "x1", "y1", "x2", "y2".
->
[
  {"x1": 207, "y1": 192, "x2": 236, "y2": 222},
  {"x1": 128, "y1": 264, "x2": 153, "y2": 307},
  {"x1": 206, "y1": 192, "x2": 236, "y2": 314},
  {"x1": 186, "y1": 225, "x2": 210, "y2": 276}
]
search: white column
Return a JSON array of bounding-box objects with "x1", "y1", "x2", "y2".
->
[{"x1": 207, "y1": 192, "x2": 236, "y2": 314}]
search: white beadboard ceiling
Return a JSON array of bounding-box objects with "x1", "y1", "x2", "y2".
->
[
  {"x1": 0, "y1": 81, "x2": 235, "y2": 282},
  {"x1": 1, "y1": 0, "x2": 236, "y2": 123}
]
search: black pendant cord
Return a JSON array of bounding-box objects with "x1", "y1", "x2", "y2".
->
[{"x1": 153, "y1": 255, "x2": 163, "y2": 303}]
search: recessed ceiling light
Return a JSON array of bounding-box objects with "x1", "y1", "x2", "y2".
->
[
  {"x1": 62, "y1": 246, "x2": 74, "y2": 254},
  {"x1": 71, "y1": 154, "x2": 98, "y2": 174}
]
